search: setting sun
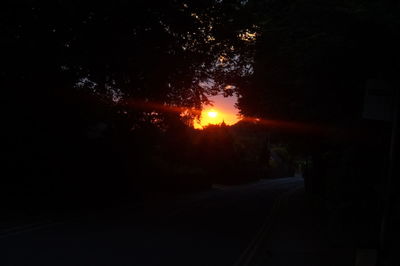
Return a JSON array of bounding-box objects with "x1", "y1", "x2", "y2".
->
[
  {"x1": 207, "y1": 111, "x2": 218, "y2": 118},
  {"x1": 193, "y1": 94, "x2": 240, "y2": 129}
]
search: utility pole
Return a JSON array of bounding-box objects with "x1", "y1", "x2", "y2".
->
[{"x1": 379, "y1": 84, "x2": 399, "y2": 265}]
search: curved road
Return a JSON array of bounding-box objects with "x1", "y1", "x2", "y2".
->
[{"x1": 2, "y1": 177, "x2": 303, "y2": 266}]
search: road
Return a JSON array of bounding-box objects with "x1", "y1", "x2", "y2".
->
[{"x1": 1, "y1": 177, "x2": 303, "y2": 266}]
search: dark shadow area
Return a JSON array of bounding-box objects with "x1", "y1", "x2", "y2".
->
[{"x1": 1, "y1": 1, "x2": 399, "y2": 266}]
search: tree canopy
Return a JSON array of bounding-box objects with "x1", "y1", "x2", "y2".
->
[
  {"x1": 2, "y1": 0, "x2": 399, "y2": 128},
  {"x1": 237, "y1": 0, "x2": 400, "y2": 125},
  {"x1": 2, "y1": 0, "x2": 259, "y2": 129}
]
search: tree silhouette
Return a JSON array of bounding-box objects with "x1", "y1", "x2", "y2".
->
[
  {"x1": 1, "y1": 0, "x2": 260, "y2": 209},
  {"x1": 237, "y1": 0, "x2": 399, "y2": 125}
]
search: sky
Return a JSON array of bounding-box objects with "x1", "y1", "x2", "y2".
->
[{"x1": 194, "y1": 94, "x2": 241, "y2": 129}]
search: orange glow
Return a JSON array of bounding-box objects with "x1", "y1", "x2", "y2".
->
[
  {"x1": 112, "y1": 94, "x2": 240, "y2": 129},
  {"x1": 207, "y1": 110, "x2": 218, "y2": 118},
  {"x1": 194, "y1": 108, "x2": 239, "y2": 129},
  {"x1": 193, "y1": 94, "x2": 241, "y2": 129},
  {"x1": 90, "y1": 93, "x2": 337, "y2": 136}
]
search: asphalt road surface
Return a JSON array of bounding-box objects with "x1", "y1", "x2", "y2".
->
[{"x1": 1, "y1": 177, "x2": 303, "y2": 266}]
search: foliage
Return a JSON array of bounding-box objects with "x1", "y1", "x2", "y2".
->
[
  {"x1": 1, "y1": 0, "x2": 257, "y2": 122},
  {"x1": 2, "y1": 0, "x2": 398, "y2": 215},
  {"x1": 1, "y1": 0, "x2": 259, "y2": 210},
  {"x1": 237, "y1": 0, "x2": 400, "y2": 124}
]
